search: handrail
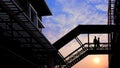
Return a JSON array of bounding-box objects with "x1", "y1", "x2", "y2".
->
[
  {"x1": 64, "y1": 42, "x2": 111, "y2": 65},
  {"x1": 75, "y1": 37, "x2": 83, "y2": 45},
  {"x1": 64, "y1": 43, "x2": 87, "y2": 60},
  {"x1": 64, "y1": 42, "x2": 111, "y2": 61}
]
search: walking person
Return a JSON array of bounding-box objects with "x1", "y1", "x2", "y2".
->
[
  {"x1": 93, "y1": 36, "x2": 97, "y2": 50},
  {"x1": 97, "y1": 37, "x2": 100, "y2": 49}
]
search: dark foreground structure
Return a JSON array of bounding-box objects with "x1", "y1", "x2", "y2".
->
[
  {"x1": 0, "y1": 0, "x2": 119, "y2": 68},
  {"x1": 0, "y1": 0, "x2": 65, "y2": 68}
]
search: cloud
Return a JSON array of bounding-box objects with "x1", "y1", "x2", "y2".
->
[
  {"x1": 96, "y1": 4, "x2": 108, "y2": 12},
  {"x1": 87, "y1": 0, "x2": 108, "y2": 4},
  {"x1": 43, "y1": 0, "x2": 108, "y2": 49}
]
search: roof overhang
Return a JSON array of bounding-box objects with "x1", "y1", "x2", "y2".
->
[{"x1": 29, "y1": 0, "x2": 52, "y2": 16}]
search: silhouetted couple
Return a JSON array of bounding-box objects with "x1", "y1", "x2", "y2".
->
[{"x1": 93, "y1": 36, "x2": 100, "y2": 50}]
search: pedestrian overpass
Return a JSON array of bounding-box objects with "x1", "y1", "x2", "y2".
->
[{"x1": 52, "y1": 25, "x2": 120, "y2": 68}]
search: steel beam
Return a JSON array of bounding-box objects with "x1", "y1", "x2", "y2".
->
[{"x1": 53, "y1": 25, "x2": 120, "y2": 50}]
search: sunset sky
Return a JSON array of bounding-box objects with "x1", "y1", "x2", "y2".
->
[{"x1": 43, "y1": 0, "x2": 109, "y2": 68}]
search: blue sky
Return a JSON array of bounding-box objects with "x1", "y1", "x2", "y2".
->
[
  {"x1": 43, "y1": 0, "x2": 108, "y2": 43},
  {"x1": 42, "y1": 0, "x2": 108, "y2": 68}
]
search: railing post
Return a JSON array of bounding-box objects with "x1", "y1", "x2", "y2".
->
[{"x1": 88, "y1": 33, "x2": 90, "y2": 50}]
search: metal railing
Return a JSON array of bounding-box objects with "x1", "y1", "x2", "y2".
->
[{"x1": 64, "y1": 43, "x2": 111, "y2": 63}]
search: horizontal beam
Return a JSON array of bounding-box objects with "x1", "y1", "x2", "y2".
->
[
  {"x1": 87, "y1": 50, "x2": 111, "y2": 54},
  {"x1": 74, "y1": 25, "x2": 120, "y2": 33},
  {"x1": 53, "y1": 25, "x2": 120, "y2": 50}
]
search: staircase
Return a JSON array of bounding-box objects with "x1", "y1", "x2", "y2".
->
[{"x1": 63, "y1": 38, "x2": 111, "y2": 68}]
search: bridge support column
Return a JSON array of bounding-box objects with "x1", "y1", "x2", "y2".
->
[
  {"x1": 47, "y1": 53, "x2": 55, "y2": 68},
  {"x1": 109, "y1": 32, "x2": 120, "y2": 68}
]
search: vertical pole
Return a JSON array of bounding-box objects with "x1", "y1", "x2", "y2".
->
[
  {"x1": 28, "y1": 3, "x2": 31, "y2": 19},
  {"x1": 88, "y1": 33, "x2": 89, "y2": 50},
  {"x1": 108, "y1": 0, "x2": 110, "y2": 50},
  {"x1": 47, "y1": 53, "x2": 55, "y2": 68},
  {"x1": 10, "y1": 18, "x2": 14, "y2": 40},
  {"x1": 59, "y1": 64, "x2": 62, "y2": 68}
]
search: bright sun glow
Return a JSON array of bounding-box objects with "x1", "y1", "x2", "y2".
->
[{"x1": 93, "y1": 57, "x2": 100, "y2": 64}]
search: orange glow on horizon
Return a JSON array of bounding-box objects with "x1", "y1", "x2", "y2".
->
[
  {"x1": 93, "y1": 57, "x2": 100, "y2": 64},
  {"x1": 72, "y1": 55, "x2": 108, "y2": 68}
]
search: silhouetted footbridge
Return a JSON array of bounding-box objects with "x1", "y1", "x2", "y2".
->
[{"x1": 52, "y1": 25, "x2": 120, "y2": 68}]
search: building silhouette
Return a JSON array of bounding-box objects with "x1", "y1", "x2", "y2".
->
[
  {"x1": 0, "y1": 0, "x2": 65, "y2": 68},
  {"x1": 0, "y1": 0, "x2": 119, "y2": 68}
]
